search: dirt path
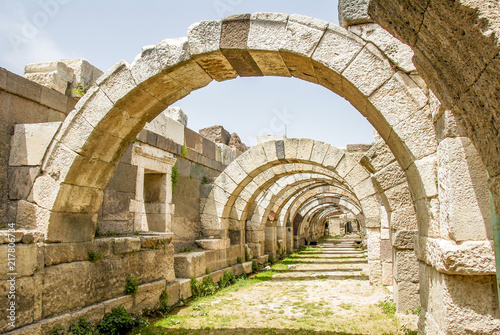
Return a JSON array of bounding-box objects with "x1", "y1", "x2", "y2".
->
[{"x1": 140, "y1": 237, "x2": 418, "y2": 335}]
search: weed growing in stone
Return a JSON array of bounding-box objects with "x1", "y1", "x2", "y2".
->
[
  {"x1": 171, "y1": 165, "x2": 179, "y2": 192},
  {"x1": 179, "y1": 246, "x2": 194, "y2": 253},
  {"x1": 218, "y1": 271, "x2": 236, "y2": 289},
  {"x1": 268, "y1": 254, "x2": 275, "y2": 264},
  {"x1": 237, "y1": 256, "x2": 242, "y2": 264},
  {"x1": 125, "y1": 275, "x2": 140, "y2": 295},
  {"x1": 97, "y1": 306, "x2": 143, "y2": 334},
  {"x1": 191, "y1": 277, "x2": 217, "y2": 298},
  {"x1": 69, "y1": 317, "x2": 94, "y2": 335},
  {"x1": 245, "y1": 247, "x2": 251, "y2": 261},
  {"x1": 252, "y1": 260, "x2": 259, "y2": 272},
  {"x1": 87, "y1": 250, "x2": 103, "y2": 263},
  {"x1": 158, "y1": 290, "x2": 172, "y2": 315},
  {"x1": 181, "y1": 145, "x2": 188, "y2": 157}
]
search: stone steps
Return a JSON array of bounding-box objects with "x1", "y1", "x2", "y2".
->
[
  {"x1": 272, "y1": 271, "x2": 369, "y2": 281},
  {"x1": 276, "y1": 236, "x2": 368, "y2": 281}
]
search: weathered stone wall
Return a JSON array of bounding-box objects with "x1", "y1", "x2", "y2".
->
[
  {"x1": 0, "y1": 68, "x2": 75, "y2": 228},
  {"x1": 0, "y1": 66, "x2": 247, "y2": 333},
  {"x1": 0, "y1": 232, "x2": 175, "y2": 333},
  {"x1": 96, "y1": 112, "x2": 240, "y2": 251}
]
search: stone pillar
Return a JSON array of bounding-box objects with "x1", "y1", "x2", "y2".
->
[
  {"x1": 265, "y1": 225, "x2": 277, "y2": 257},
  {"x1": 286, "y1": 226, "x2": 293, "y2": 251},
  {"x1": 412, "y1": 108, "x2": 500, "y2": 333}
]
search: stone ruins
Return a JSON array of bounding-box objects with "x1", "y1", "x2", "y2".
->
[{"x1": 1, "y1": 0, "x2": 499, "y2": 334}]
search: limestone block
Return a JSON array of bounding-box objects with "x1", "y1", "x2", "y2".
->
[
  {"x1": 393, "y1": 280, "x2": 420, "y2": 313},
  {"x1": 0, "y1": 243, "x2": 39, "y2": 280},
  {"x1": 95, "y1": 61, "x2": 136, "y2": 105},
  {"x1": 162, "y1": 281, "x2": 180, "y2": 307},
  {"x1": 102, "y1": 295, "x2": 133, "y2": 314},
  {"x1": 24, "y1": 72, "x2": 69, "y2": 95},
  {"x1": 40, "y1": 85, "x2": 70, "y2": 112},
  {"x1": 366, "y1": 228, "x2": 381, "y2": 260},
  {"x1": 247, "y1": 12, "x2": 288, "y2": 51},
  {"x1": 338, "y1": 0, "x2": 372, "y2": 27},
  {"x1": 381, "y1": 228, "x2": 390, "y2": 240},
  {"x1": 113, "y1": 237, "x2": 141, "y2": 255},
  {"x1": 312, "y1": 24, "x2": 365, "y2": 74},
  {"x1": 406, "y1": 155, "x2": 438, "y2": 201},
  {"x1": 248, "y1": 13, "x2": 290, "y2": 77},
  {"x1": 369, "y1": 260, "x2": 382, "y2": 285},
  {"x1": 9, "y1": 123, "x2": 61, "y2": 167},
  {"x1": 390, "y1": 205, "x2": 418, "y2": 231},
  {"x1": 195, "y1": 238, "x2": 229, "y2": 250},
  {"x1": 343, "y1": 43, "x2": 395, "y2": 97},
  {"x1": 44, "y1": 241, "x2": 95, "y2": 267},
  {"x1": 8, "y1": 167, "x2": 39, "y2": 201},
  {"x1": 392, "y1": 106, "x2": 437, "y2": 163},
  {"x1": 344, "y1": 163, "x2": 371, "y2": 188},
  {"x1": 210, "y1": 269, "x2": 225, "y2": 283},
  {"x1": 374, "y1": 160, "x2": 406, "y2": 192},
  {"x1": 349, "y1": 23, "x2": 416, "y2": 73},
  {"x1": 188, "y1": 20, "x2": 238, "y2": 81},
  {"x1": 61, "y1": 59, "x2": 103, "y2": 94},
  {"x1": 133, "y1": 280, "x2": 166, "y2": 312},
  {"x1": 0, "y1": 275, "x2": 41, "y2": 331},
  {"x1": 157, "y1": 37, "x2": 192, "y2": 70},
  {"x1": 45, "y1": 211, "x2": 98, "y2": 243},
  {"x1": 426, "y1": 264, "x2": 500, "y2": 333},
  {"x1": 415, "y1": 197, "x2": 440, "y2": 239},
  {"x1": 101, "y1": 190, "x2": 133, "y2": 221},
  {"x1": 353, "y1": 177, "x2": 376, "y2": 200},
  {"x1": 321, "y1": 145, "x2": 344, "y2": 169},
  {"x1": 296, "y1": 138, "x2": 314, "y2": 161},
  {"x1": 178, "y1": 278, "x2": 192, "y2": 299},
  {"x1": 24, "y1": 61, "x2": 74, "y2": 93},
  {"x1": 129, "y1": 45, "x2": 163, "y2": 85},
  {"x1": 434, "y1": 109, "x2": 466, "y2": 142},
  {"x1": 164, "y1": 106, "x2": 187, "y2": 126},
  {"x1": 392, "y1": 230, "x2": 417, "y2": 250},
  {"x1": 365, "y1": 140, "x2": 396, "y2": 171},
  {"x1": 380, "y1": 239, "x2": 392, "y2": 261},
  {"x1": 242, "y1": 261, "x2": 253, "y2": 274},
  {"x1": 385, "y1": 183, "x2": 413, "y2": 211},
  {"x1": 42, "y1": 261, "x2": 93, "y2": 317},
  {"x1": 16, "y1": 200, "x2": 49, "y2": 230},
  {"x1": 309, "y1": 141, "x2": 330, "y2": 165},
  {"x1": 415, "y1": 236, "x2": 495, "y2": 275},
  {"x1": 437, "y1": 137, "x2": 491, "y2": 241},
  {"x1": 231, "y1": 264, "x2": 243, "y2": 276},
  {"x1": 283, "y1": 15, "x2": 328, "y2": 57},
  {"x1": 381, "y1": 262, "x2": 393, "y2": 286},
  {"x1": 393, "y1": 249, "x2": 419, "y2": 283}
]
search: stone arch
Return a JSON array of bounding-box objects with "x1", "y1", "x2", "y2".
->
[{"x1": 31, "y1": 12, "x2": 437, "y2": 243}]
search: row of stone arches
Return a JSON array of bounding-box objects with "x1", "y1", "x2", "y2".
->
[{"x1": 4, "y1": 7, "x2": 497, "y2": 334}]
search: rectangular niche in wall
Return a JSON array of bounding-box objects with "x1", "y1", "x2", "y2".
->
[
  {"x1": 131, "y1": 142, "x2": 176, "y2": 233},
  {"x1": 144, "y1": 170, "x2": 167, "y2": 232}
]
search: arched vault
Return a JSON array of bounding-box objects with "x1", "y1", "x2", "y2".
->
[{"x1": 30, "y1": 13, "x2": 437, "y2": 242}]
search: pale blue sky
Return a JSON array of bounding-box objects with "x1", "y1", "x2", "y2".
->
[{"x1": 0, "y1": 0, "x2": 374, "y2": 147}]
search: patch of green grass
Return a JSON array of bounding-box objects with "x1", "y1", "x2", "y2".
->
[
  {"x1": 377, "y1": 297, "x2": 396, "y2": 317},
  {"x1": 339, "y1": 303, "x2": 353, "y2": 310},
  {"x1": 179, "y1": 246, "x2": 194, "y2": 253}
]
